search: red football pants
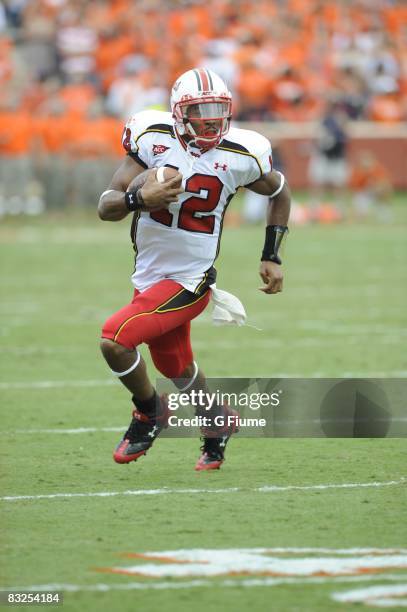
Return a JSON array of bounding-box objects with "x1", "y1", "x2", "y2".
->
[{"x1": 101, "y1": 280, "x2": 210, "y2": 378}]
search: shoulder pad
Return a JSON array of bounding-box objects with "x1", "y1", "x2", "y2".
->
[{"x1": 225, "y1": 126, "x2": 271, "y2": 157}]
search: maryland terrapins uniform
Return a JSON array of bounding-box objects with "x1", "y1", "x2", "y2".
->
[
  {"x1": 102, "y1": 68, "x2": 275, "y2": 468},
  {"x1": 122, "y1": 109, "x2": 272, "y2": 293}
]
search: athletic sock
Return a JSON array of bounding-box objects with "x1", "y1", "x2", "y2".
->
[{"x1": 132, "y1": 391, "x2": 161, "y2": 419}]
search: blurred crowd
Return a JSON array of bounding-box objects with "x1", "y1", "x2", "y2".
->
[
  {"x1": 2, "y1": 0, "x2": 407, "y2": 120},
  {"x1": 0, "y1": 0, "x2": 406, "y2": 213}
]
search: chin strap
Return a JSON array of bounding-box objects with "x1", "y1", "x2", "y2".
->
[{"x1": 181, "y1": 119, "x2": 220, "y2": 149}]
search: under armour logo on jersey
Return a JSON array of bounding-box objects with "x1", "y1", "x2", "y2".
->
[
  {"x1": 214, "y1": 162, "x2": 228, "y2": 171},
  {"x1": 152, "y1": 144, "x2": 170, "y2": 156}
]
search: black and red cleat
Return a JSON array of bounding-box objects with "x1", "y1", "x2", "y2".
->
[
  {"x1": 195, "y1": 407, "x2": 239, "y2": 471},
  {"x1": 113, "y1": 396, "x2": 169, "y2": 464}
]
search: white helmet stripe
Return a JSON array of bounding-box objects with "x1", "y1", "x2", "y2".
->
[
  {"x1": 193, "y1": 69, "x2": 202, "y2": 91},
  {"x1": 206, "y1": 69, "x2": 214, "y2": 90},
  {"x1": 194, "y1": 68, "x2": 212, "y2": 92}
]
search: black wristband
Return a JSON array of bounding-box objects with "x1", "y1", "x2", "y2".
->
[
  {"x1": 125, "y1": 187, "x2": 144, "y2": 211},
  {"x1": 261, "y1": 225, "x2": 288, "y2": 264}
]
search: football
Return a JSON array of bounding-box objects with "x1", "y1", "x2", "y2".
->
[
  {"x1": 156, "y1": 166, "x2": 182, "y2": 185},
  {"x1": 127, "y1": 166, "x2": 182, "y2": 192},
  {"x1": 126, "y1": 168, "x2": 155, "y2": 192}
]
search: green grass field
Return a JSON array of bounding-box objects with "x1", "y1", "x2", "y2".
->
[{"x1": 1, "y1": 196, "x2": 406, "y2": 611}]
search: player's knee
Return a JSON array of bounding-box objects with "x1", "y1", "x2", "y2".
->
[
  {"x1": 178, "y1": 362, "x2": 195, "y2": 379},
  {"x1": 100, "y1": 338, "x2": 129, "y2": 361},
  {"x1": 101, "y1": 314, "x2": 144, "y2": 350}
]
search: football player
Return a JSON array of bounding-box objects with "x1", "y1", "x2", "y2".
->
[{"x1": 98, "y1": 68, "x2": 291, "y2": 470}]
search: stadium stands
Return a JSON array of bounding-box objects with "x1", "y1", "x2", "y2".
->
[{"x1": 0, "y1": 0, "x2": 406, "y2": 210}]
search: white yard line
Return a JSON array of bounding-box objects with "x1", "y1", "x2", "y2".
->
[
  {"x1": 193, "y1": 337, "x2": 404, "y2": 348},
  {"x1": 332, "y1": 584, "x2": 407, "y2": 607},
  {"x1": 257, "y1": 480, "x2": 406, "y2": 492},
  {"x1": 5, "y1": 347, "x2": 82, "y2": 355},
  {"x1": 3, "y1": 332, "x2": 406, "y2": 356},
  {"x1": 1, "y1": 478, "x2": 404, "y2": 502},
  {"x1": 4, "y1": 573, "x2": 407, "y2": 593},
  {"x1": 3, "y1": 335, "x2": 402, "y2": 360},
  {"x1": 0, "y1": 427, "x2": 125, "y2": 434},
  {"x1": 117, "y1": 336, "x2": 405, "y2": 347},
  {"x1": 299, "y1": 321, "x2": 407, "y2": 334},
  {"x1": 237, "y1": 548, "x2": 407, "y2": 554},
  {"x1": 1, "y1": 371, "x2": 406, "y2": 391},
  {"x1": 0, "y1": 379, "x2": 118, "y2": 390}
]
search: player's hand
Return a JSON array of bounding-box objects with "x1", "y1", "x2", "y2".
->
[
  {"x1": 140, "y1": 172, "x2": 184, "y2": 209},
  {"x1": 259, "y1": 261, "x2": 283, "y2": 294}
]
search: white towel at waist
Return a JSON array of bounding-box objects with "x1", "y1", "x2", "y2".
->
[{"x1": 209, "y1": 284, "x2": 247, "y2": 326}]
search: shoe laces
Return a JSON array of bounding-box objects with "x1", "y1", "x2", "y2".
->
[{"x1": 124, "y1": 410, "x2": 156, "y2": 442}]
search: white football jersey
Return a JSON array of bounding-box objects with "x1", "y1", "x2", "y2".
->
[{"x1": 122, "y1": 109, "x2": 272, "y2": 293}]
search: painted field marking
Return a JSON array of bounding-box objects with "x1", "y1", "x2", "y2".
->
[
  {"x1": 98, "y1": 548, "x2": 407, "y2": 579},
  {"x1": 1, "y1": 371, "x2": 407, "y2": 391},
  {"x1": 299, "y1": 321, "x2": 407, "y2": 335},
  {"x1": 192, "y1": 314, "x2": 407, "y2": 330},
  {"x1": 0, "y1": 427, "x2": 125, "y2": 435},
  {"x1": 0, "y1": 379, "x2": 118, "y2": 390},
  {"x1": 332, "y1": 584, "x2": 407, "y2": 607},
  {"x1": 5, "y1": 335, "x2": 402, "y2": 353},
  {"x1": 94, "y1": 547, "x2": 407, "y2": 609},
  {"x1": 3, "y1": 573, "x2": 407, "y2": 594},
  {"x1": 194, "y1": 337, "x2": 404, "y2": 349},
  {"x1": 0, "y1": 226, "x2": 128, "y2": 245},
  {"x1": 5, "y1": 346, "x2": 84, "y2": 355},
  {"x1": 1, "y1": 478, "x2": 404, "y2": 502},
  {"x1": 257, "y1": 479, "x2": 406, "y2": 492}
]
